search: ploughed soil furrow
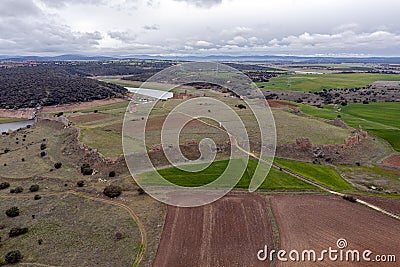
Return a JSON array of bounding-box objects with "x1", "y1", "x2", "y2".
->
[
  {"x1": 153, "y1": 194, "x2": 274, "y2": 267},
  {"x1": 270, "y1": 194, "x2": 400, "y2": 267}
]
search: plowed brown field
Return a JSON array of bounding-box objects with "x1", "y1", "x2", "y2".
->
[
  {"x1": 356, "y1": 195, "x2": 400, "y2": 217},
  {"x1": 270, "y1": 194, "x2": 400, "y2": 267},
  {"x1": 153, "y1": 194, "x2": 274, "y2": 267},
  {"x1": 267, "y1": 100, "x2": 298, "y2": 108},
  {"x1": 382, "y1": 154, "x2": 400, "y2": 169}
]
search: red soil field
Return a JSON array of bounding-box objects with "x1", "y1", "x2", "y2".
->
[
  {"x1": 153, "y1": 194, "x2": 275, "y2": 267},
  {"x1": 267, "y1": 100, "x2": 298, "y2": 108},
  {"x1": 270, "y1": 194, "x2": 400, "y2": 267},
  {"x1": 382, "y1": 154, "x2": 400, "y2": 169},
  {"x1": 355, "y1": 195, "x2": 400, "y2": 217}
]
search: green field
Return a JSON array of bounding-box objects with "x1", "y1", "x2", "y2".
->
[
  {"x1": 274, "y1": 158, "x2": 354, "y2": 192},
  {"x1": 140, "y1": 159, "x2": 318, "y2": 191},
  {"x1": 77, "y1": 101, "x2": 129, "y2": 113},
  {"x1": 300, "y1": 102, "x2": 400, "y2": 151},
  {"x1": 257, "y1": 73, "x2": 400, "y2": 92}
]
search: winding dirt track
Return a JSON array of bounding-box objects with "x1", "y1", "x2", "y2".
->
[
  {"x1": 153, "y1": 194, "x2": 274, "y2": 267},
  {"x1": 71, "y1": 192, "x2": 147, "y2": 266}
]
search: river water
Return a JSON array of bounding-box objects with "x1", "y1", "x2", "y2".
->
[
  {"x1": 125, "y1": 87, "x2": 173, "y2": 100},
  {"x1": 0, "y1": 120, "x2": 34, "y2": 132},
  {"x1": 1, "y1": 88, "x2": 171, "y2": 132}
]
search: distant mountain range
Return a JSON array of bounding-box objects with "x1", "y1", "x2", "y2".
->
[
  {"x1": 2, "y1": 54, "x2": 400, "y2": 64},
  {"x1": 0, "y1": 54, "x2": 116, "y2": 61}
]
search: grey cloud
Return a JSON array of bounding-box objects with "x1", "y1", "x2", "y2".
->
[
  {"x1": 0, "y1": 19, "x2": 103, "y2": 53},
  {"x1": 174, "y1": 0, "x2": 223, "y2": 8},
  {"x1": 39, "y1": 0, "x2": 107, "y2": 8},
  {"x1": 0, "y1": 1, "x2": 103, "y2": 54},
  {"x1": 143, "y1": 24, "x2": 160, "y2": 31},
  {"x1": 0, "y1": 0, "x2": 41, "y2": 17},
  {"x1": 108, "y1": 31, "x2": 138, "y2": 43}
]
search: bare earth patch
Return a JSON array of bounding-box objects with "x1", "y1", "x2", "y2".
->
[
  {"x1": 382, "y1": 154, "x2": 400, "y2": 169},
  {"x1": 268, "y1": 100, "x2": 298, "y2": 108},
  {"x1": 355, "y1": 195, "x2": 400, "y2": 217},
  {"x1": 270, "y1": 194, "x2": 400, "y2": 267},
  {"x1": 41, "y1": 98, "x2": 126, "y2": 114},
  {"x1": 153, "y1": 194, "x2": 274, "y2": 267},
  {"x1": 0, "y1": 98, "x2": 126, "y2": 119}
]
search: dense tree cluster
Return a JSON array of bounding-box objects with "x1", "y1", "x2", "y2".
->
[
  {"x1": 225, "y1": 63, "x2": 277, "y2": 71},
  {"x1": 243, "y1": 71, "x2": 279, "y2": 83},
  {"x1": 59, "y1": 60, "x2": 175, "y2": 77},
  {"x1": 0, "y1": 66, "x2": 127, "y2": 108}
]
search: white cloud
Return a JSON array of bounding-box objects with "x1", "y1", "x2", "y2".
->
[
  {"x1": 227, "y1": 36, "x2": 247, "y2": 45},
  {"x1": 174, "y1": 0, "x2": 223, "y2": 8},
  {"x1": 193, "y1": 40, "x2": 214, "y2": 47},
  {"x1": 268, "y1": 31, "x2": 400, "y2": 52}
]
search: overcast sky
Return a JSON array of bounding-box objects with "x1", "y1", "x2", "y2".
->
[{"x1": 1, "y1": 0, "x2": 399, "y2": 56}]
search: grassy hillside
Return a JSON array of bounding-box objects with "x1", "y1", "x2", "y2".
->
[
  {"x1": 67, "y1": 101, "x2": 128, "y2": 157},
  {"x1": 274, "y1": 158, "x2": 354, "y2": 192},
  {"x1": 300, "y1": 102, "x2": 400, "y2": 151},
  {"x1": 273, "y1": 109, "x2": 351, "y2": 145},
  {"x1": 0, "y1": 194, "x2": 141, "y2": 266},
  {"x1": 257, "y1": 73, "x2": 400, "y2": 92}
]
